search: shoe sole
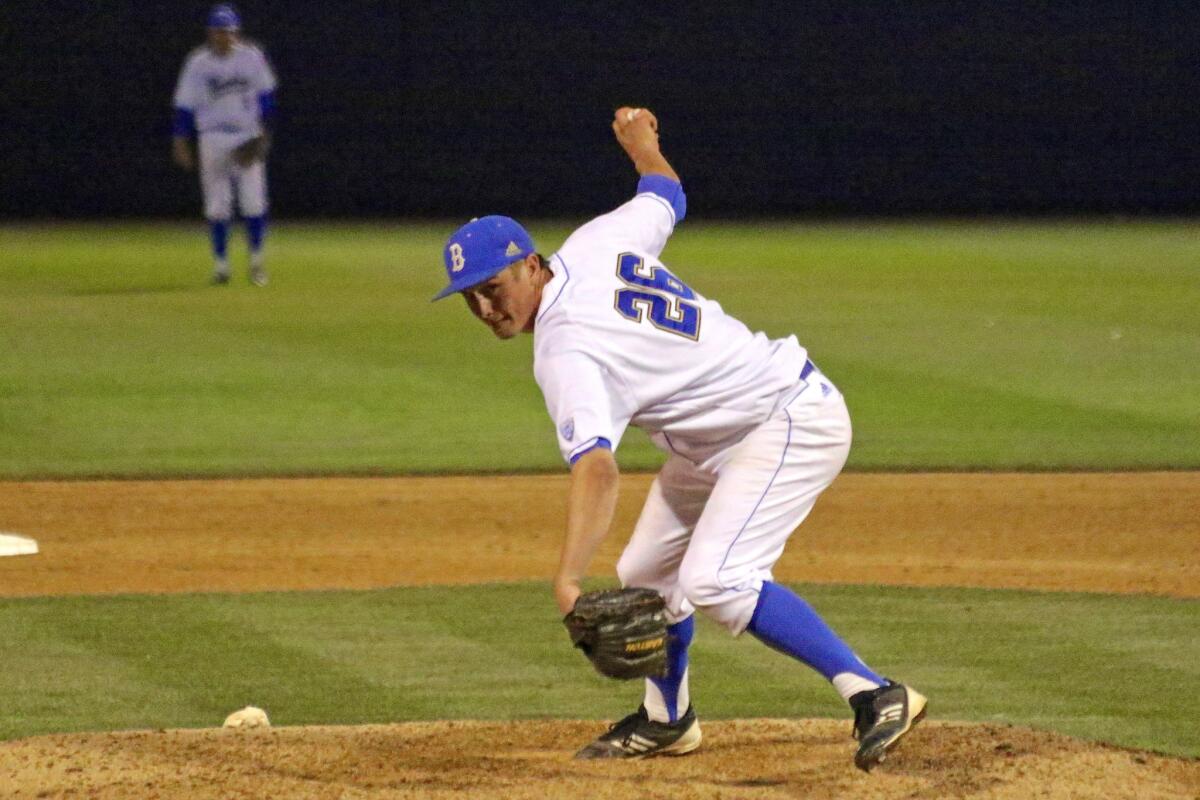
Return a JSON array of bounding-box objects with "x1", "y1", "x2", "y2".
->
[{"x1": 854, "y1": 688, "x2": 927, "y2": 772}]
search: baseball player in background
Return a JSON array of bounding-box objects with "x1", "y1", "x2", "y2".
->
[
  {"x1": 171, "y1": 4, "x2": 277, "y2": 286},
  {"x1": 434, "y1": 108, "x2": 927, "y2": 770}
]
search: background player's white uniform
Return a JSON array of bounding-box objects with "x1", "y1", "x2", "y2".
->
[
  {"x1": 535, "y1": 189, "x2": 852, "y2": 635},
  {"x1": 173, "y1": 42, "x2": 276, "y2": 221}
]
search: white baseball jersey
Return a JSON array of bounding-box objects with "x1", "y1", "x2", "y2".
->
[
  {"x1": 173, "y1": 42, "x2": 276, "y2": 137},
  {"x1": 534, "y1": 187, "x2": 810, "y2": 467}
]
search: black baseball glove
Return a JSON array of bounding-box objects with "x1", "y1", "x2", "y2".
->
[
  {"x1": 563, "y1": 587, "x2": 668, "y2": 680},
  {"x1": 232, "y1": 135, "x2": 270, "y2": 167}
]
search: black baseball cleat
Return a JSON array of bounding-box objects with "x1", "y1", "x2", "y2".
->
[
  {"x1": 574, "y1": 704, "x2": 702, "y2": 759},
  {"x1": 849, "y1": 682, "x2": 928, "y2": 772},
  {"x1": 210, "y1": 271, "x2": 230, "y2": 285}
]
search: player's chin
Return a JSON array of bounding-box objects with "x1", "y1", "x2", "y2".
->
[{"x1": 486, "y1": 321, "x2": 517, "y2": 340}]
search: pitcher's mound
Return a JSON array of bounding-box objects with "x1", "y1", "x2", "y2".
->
[{"x1": 2, "y1": 719, "x2": 1196, "y2": 799}]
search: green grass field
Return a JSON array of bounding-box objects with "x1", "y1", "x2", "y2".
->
[
  {"x1": 2, "y1": 582, "x2": 1197, "y2": 757},
  {"x1": 1, "y1": 221, "x2": 1197, "y2": 760},
  {"x1": 2, "y1": 221, "x2": 1197, "y2": 477}
]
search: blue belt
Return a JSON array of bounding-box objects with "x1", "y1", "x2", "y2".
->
[{"x1": 800, "y1": 359, "x2": 815, "y2": 380}]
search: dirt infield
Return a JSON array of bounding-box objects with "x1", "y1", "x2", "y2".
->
[
  {"x1": 1, "y1": 472, "x2": 1198, "y2": 798},
  {"x1": 1, "y1": 472, "x2": 1197, "y2": 598}
]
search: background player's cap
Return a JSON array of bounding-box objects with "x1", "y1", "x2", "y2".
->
[
  {"x1": 208, "y1": 4, "x2": 241, "y2": 29},
  {"x1": 433, "y1": 216, "x2": 536, "y2": 301}
]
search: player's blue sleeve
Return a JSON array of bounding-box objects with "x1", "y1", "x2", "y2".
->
[
  {"x1": 172, "y1": 107, "x2": 196, "y2": 137},
  {"x1": 535, "y1": 351, "x2": 634, "y2": 466},
  {"x1": 637, "y1": 174, "x2": 687, "y2": 224},
  {"x1": 257, "y1": 90, "x2": 277, "y2": 126},
  {"x1": 569, "y1": 437, "x2": 612, "y2": 465},
  {"x1": 559, "y1": 175, "x2": 683, "y2": 259}
]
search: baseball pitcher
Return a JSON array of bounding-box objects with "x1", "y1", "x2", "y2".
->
[
  {"x1": 171, "y1": 4, "x2": 277, "y2": 286},
  {"x1": 434, "y1": 108, "x2": 927, "y2": 770}
]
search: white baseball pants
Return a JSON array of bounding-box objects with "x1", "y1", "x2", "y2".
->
[
  {"x1": 198, "y1": 133, "x2": 268, "y2": 221},
  {"x1": 617, "y1": 369, "x2": 852, "y2": 634}
]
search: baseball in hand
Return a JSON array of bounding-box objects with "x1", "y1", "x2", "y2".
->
[{"x1": 626, "y1": 108, "x2": 642, "y2": 123}]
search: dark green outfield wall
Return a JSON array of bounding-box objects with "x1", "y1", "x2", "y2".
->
[{"x1": 5, "y1": 1, "x2": 1199, "y2": 218}]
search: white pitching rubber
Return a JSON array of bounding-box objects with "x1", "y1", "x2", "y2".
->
[{"x1": 0, "y1": 533, "x2": 38, "y2": 557}]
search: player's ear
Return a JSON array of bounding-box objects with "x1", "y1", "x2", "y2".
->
[{"x1": 519, "y1": 253, "x2": 539, "y2": 278}]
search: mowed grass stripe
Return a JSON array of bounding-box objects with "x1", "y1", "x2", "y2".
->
[
  {"x1": 5, "y1": 595, "x2": 387, "y2": 729},
  {"x1": 0, "y1": 583, "x2": 1196, "y2": 757},
  {"x1": 841, "y1": 361, "x2": 1193, "y2": 469},
  {"x1": 1, "y1": 221, "x2": 1198, "y2": 476}
]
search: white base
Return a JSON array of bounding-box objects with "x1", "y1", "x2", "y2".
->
[{"x1": 0, "y1": 533, "x2": 38, "y2": 557}]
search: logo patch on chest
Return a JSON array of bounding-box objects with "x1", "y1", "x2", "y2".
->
[{"x1": 207, "y1": 75, "x2": 251, "y2": 99}]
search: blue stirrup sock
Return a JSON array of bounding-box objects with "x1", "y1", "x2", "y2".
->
[
  {"x1": 209, "y1": 220, "x2": 229, "y2": 262},
  {"x1": 644, "y1": 616, "x2": 694, "y2": 723},
  {"x1": 747, "y1": 581, "x2": 884, "y2": 700},
  {"x1": 245, "y1": 215, "x2": 267, "y2": 254}
]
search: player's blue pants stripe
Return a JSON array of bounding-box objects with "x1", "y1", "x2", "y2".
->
[
  {"x1": 648, "y1": 615, "x2": 694, "y2": 723},
  {"x1": 747, "y1": 581, "x2": 884, "y2": 684},
  {"x1": 715, "y1": 397, "x2": 800, "y2": 590},
  {"x1": 716, "y1": 359, "x2": 817, "y2": 588}
]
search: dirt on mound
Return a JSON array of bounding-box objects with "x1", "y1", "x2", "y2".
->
[{"x1": 2, "y1": 720, "x2": 1197, "y2": 800}]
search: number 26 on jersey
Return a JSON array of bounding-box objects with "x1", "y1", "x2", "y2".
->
[{"x1": 612, "y1": 253, "x2": 702, "y2": 340}]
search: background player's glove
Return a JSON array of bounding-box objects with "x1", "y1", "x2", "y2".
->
[
  {"x1": 232, "y1": 135, "x2": 270, "y2": 167},
  {"x1": 562, "y1": 587, "x2": 668, "y2": 680}
]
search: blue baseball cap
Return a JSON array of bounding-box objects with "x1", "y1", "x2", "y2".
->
[
  {"x1": 208, "y1": 4, "x2": 241, "y2": 29},
  {"x1": 433, "y1": 216, "x2": 536, "y2": 301}
]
